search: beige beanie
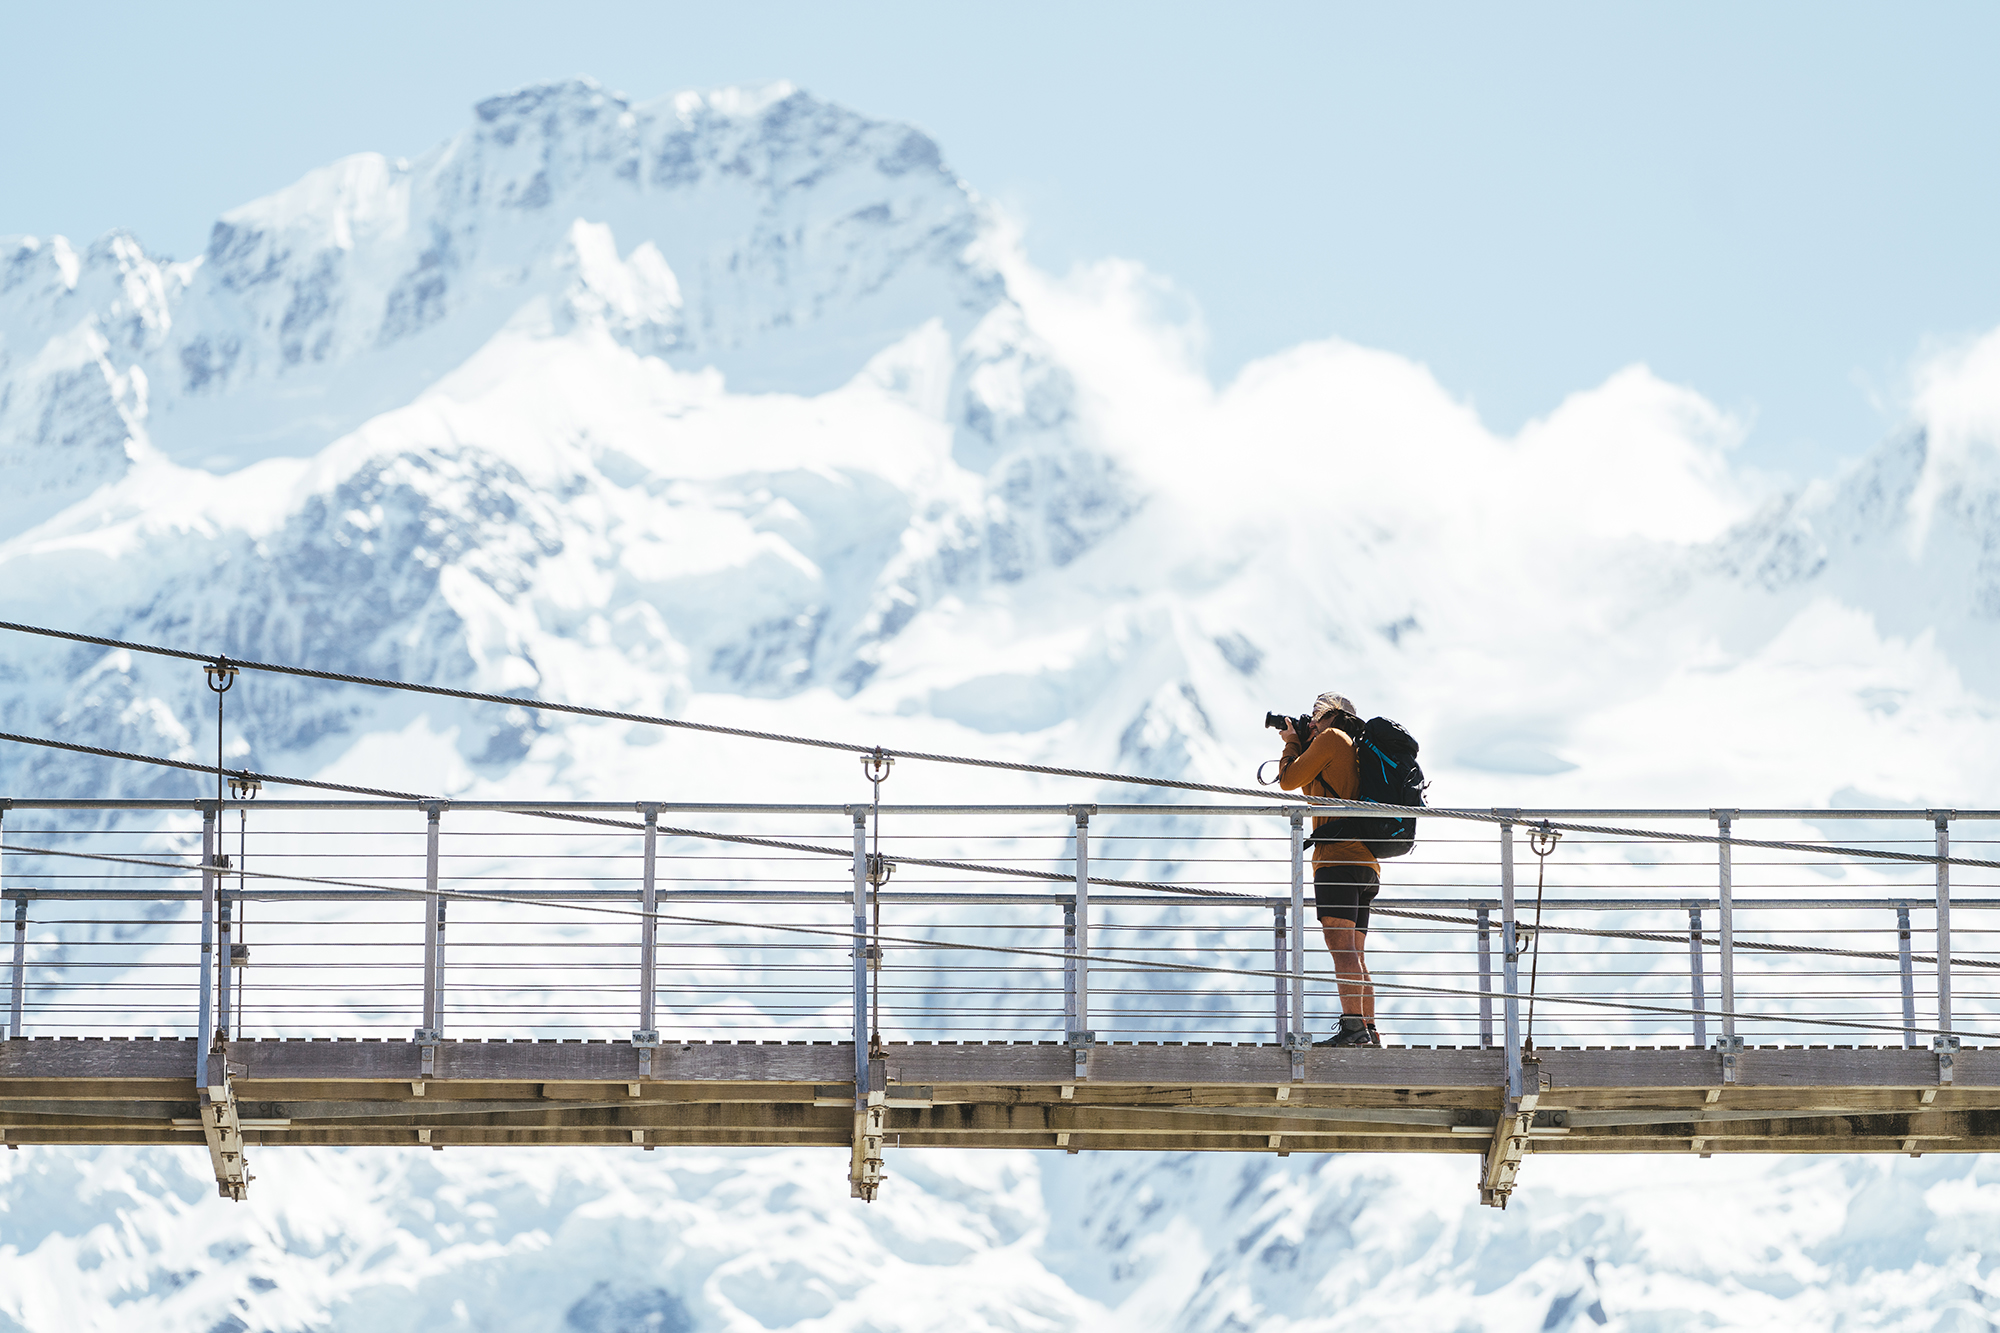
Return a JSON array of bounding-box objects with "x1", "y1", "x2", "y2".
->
[{"x1": 1311, "y1": 691, "x2": 1357, "y2": 722}]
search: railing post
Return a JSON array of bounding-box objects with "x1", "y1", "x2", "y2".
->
[
  {"x1": 1688, "y1": 906, "x2": 1707, "y2": 1048},
  {"x1": 5, "y1": 801, "x2": 23, "y2": 1039},
  {"x1": 416, "y1": 803, "x2": 443, "y2": 1076},
  {"x1": 633, "y1": 803, "x2": 660, "y2": 1076},
  {"x1": 1068, "y1": 806, "x2": 1094, "y2": 1077},
  {"x1": 1712, "y1": 809, "x2": 1743, "y2": 1082},
  {"x1": 198, "y1": 805, "x2": 216, "y2": 1077},
  {"x1": 1897, "y1": 905, "x2": 1916, "y2": 1049},
  {"x1": 1715, "y1": 810, "x2": 1735, "y2": 1043},
  {"x1": 1935, "y1": 811, "x2": 1953, "y2": 1038},
  {"x1": 7, "y1": 894, "x2": 25, "y2": 1041},
  {"x1": 1273, "y1": 904, "x2": 1288, "y2": 1044},
  {"x1": 217, "y1": 887, "x2": 233, "y2": 1039},
  {"x1": 1289, "y1": 810, "x2": 1306, "y2": 1063},
  {"x1": 1063, "y1": 901, "x2": 1077, "y2": 1036},
  {"x1": 1476, "y1": 905, "x2": 1493, "y2": 1048},
  {"x1": 1289, "y1": 813, "x2": 1306, "y2": 1031},
  {"x1": 851, "y1": 810, "x2": 869, "y2": 1100},
  {"x1": 1500, "y1": 818, "x2": 1520, "y2": 1100}
]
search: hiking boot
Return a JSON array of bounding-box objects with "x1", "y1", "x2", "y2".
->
[
  {"x1": 1362, "y1": 1023, "x2": 1384, "y2": 1048},
  {"x1": 1313, "y1": 1017, "x2": 1372, "y2": 1048}
]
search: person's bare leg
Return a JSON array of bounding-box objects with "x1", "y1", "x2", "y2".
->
[{"x1": 1320, "y1": 920, "x2": 1374, "y2": 1022}]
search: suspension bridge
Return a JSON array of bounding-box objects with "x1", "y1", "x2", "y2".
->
[
  {"x1": 0, "y1": 620, "x2": 1995, "y2": 1208},
  {"x1": 3, "y1": 795, "x2": 1996, "y2": 1210}
]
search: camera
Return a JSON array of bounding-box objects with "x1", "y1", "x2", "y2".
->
[{"x1": 1264, "y1": 711, "x2": 1312, "y2": 737}]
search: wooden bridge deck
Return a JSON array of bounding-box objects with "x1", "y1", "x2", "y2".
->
[{"x1": 5, "y1": 1037, "x2": 1992, "y2": 1160}]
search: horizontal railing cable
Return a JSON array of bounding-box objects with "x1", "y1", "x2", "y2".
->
[
  {"x1": 1, "y1": 837, "x2": 1989, "y2": 1044},
  {"x1": 1370, "y1": 905, "x2": 2000, "y2": 972},
  {"x1": 506, "y1": 807, "x2": 1251, "y2": 899}
]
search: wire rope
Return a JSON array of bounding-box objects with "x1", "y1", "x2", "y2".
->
[
  {"x1": 5, "y1": 721, "x2": 1998, "y2": 888},
  {"x1": 1, "y1": 620, "x2": 1995, "y2": 877},
  {"x1": 1, "y1": 837, "x2": 1987, "y2": 1043}
]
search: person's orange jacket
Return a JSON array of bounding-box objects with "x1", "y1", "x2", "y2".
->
[{"x1": 1277, "y1": 727, "x2": 1381, "y2": 873}]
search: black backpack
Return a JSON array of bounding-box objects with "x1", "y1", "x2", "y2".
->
[{"x1": 1311, "y1": 716, "x2": 1427, "y2": 858}]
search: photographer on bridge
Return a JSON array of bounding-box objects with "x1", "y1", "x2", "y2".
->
[{"x1": 1275, "y1": 691, "x2": 1382, "y2": 1048}]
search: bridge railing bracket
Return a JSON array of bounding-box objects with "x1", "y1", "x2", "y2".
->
[
  {"x1": 632, "y1": 1029, "x2": 660, "y2": 1079},
  {"x1": 1284, "y1": 1031, "x2": 1310, "y2": 1083},
  {"x1": 1066, "y1": 1030, "x2": 1095, "y2": 1081},
  {"x1": 1934, "y1": 1034, "x2": 1960, "y2": 1086},
  {"x1": 414, "y1": 1028, "x2": 440, "y2": 1079},
  {"x1": 1715, "y1": 1035, "x2": 1745, "y2": 1085}
]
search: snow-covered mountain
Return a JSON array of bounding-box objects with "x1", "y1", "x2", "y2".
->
[{"x1": 6, "y1": 75, "x2": 2000, "y2": 1331}]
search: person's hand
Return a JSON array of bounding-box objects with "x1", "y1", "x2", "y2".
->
[{"x1": 1280, "y1": 721, "x2": 1300, "y2": 747}]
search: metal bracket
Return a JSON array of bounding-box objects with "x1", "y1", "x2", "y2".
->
[
  {"x1": 1479, "y1": 1060, "x2": 1550, "y2": 1209},
  {"x1": 850, "y1": 1087, "x2": 888, "y2": 1202},
  {"x1": 1715, "y1": 1035, "x2": 1745, "y2": 1084},
  {"x1": 1066, "y1": 1030, "x2": 1095, "y2": 1080},
  {"x1": 1934, "y1": 1034, "x2": 1960, "y2": 1086},
  {"x1": 632, "y1": 1029, "x2": 660, "y2": 1080},
  {"x1": 414, "y1": 1027, "x2": 440, "y2": 1079},
  {"x1": 1285, "y1": 1031, "x2": 1310, "y2": 1082},
  {"x1": 199, "y1": 1045, "x2": 251, "y2": 1202}
]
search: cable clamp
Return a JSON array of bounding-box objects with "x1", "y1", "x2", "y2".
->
[
  {"x1": 861, "y1": 748, "x2": 894, "y2": 784},
  {"x1": 203, "y1": 659, "x2": 238, "y2": 693},
  {"x1": 226, "y1": 772, "x2": 262, "y2": 800}
]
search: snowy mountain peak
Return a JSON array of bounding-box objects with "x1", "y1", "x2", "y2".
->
[
  {"x1": 0, "y1": 78, "x2": 995, "y2": 498},
  {"x1": 10, "y1": 70, "x2": 2000, "y2": 1333}
]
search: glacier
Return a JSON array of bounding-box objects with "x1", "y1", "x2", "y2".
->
[{"x1": 6, "y1": 74, "x2": 2000, "y2": 1330}]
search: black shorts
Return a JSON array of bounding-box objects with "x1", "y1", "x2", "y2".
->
[{"x1": 1314, "y1": 863, "x2": 1380, "y2": 930}]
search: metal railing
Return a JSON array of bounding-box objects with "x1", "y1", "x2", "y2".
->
[{"x1": 4, "y1": 801, "x2": 1996, "y2": 1083}]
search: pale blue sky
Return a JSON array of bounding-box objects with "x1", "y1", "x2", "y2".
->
[{"x1": 6, "y1": 1, "x2": 1998, "y2": 477}]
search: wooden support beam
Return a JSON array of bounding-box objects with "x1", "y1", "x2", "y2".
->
[{"x1": 9, "y1": 1041, "x2": 2000, "y2": 1170}]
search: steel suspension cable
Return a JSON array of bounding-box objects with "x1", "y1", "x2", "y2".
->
[
  {"x1": 0, "y1": 730, "x2": 433, "y2": 800},
  {"x1": 11, "y1": 712, "x2": 2000, "y2": 884},
  {"x1": 4, "y1": 619, "x2": 1997, "y2": 878}
]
